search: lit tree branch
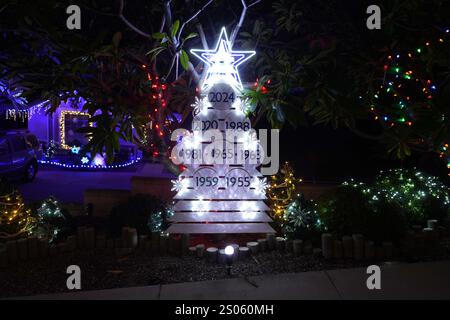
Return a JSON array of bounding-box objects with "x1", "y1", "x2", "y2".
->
[
  {"x1": 118, "y1": 0, "x2": 151, "y2": 38},
  {"x1": 177, "y1": 0, "x2": 214, "y2": 43},
  {"x1": 230, "y1": 0, "x2": 262, "y2": 46},
  {"x1": 196, "y1": 22, "x2": 209, "y2": 50},
  {"x1": 163, "y1": 0, "x2": 178, "y2": 46},
  {"x1": 159, "y1": 15, "x2": 166, "y2": 33},
  {"x1": 118, "y1": 0, "x2": 203, "y2": 82},
  {"x1": 163, "y1": 0, "x2": 174, "y2": 31},
  {"x1": 188, "y1": 61, "x2": 201, "y2": 83}
]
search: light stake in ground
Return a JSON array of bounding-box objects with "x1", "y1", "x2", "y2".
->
[{"x1": 225, "y1": 245, "x2": 234, "y2": 275}]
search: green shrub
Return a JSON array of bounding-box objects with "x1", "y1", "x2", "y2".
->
[
  {"x1": 365, "y1": 195, "x2": 407, "y2": 243},
  {"x1": 316, "y1": 168, "x2": 449, "y2": 243},
  {"x1": 281, "y1": 194, "x2": 323, "y2": 242},
  {"x1": 316, "y1": 185, "x2": 373, "y2": 237},
  {"x1": 108, "y1": 194, "x2": 171, "y2": 237},
  {"x1": 316, "y1": 184, "x2": 407, "y2": 243},
  {"x1": 421, "y1": 196, "x2": 450, "y2": 223},
  {"x1": 374, "y1": 169, "x2": 450, "y2": 225},
  {"x1": 32, "y1": 196, "x2": 74, "y2": 243}
]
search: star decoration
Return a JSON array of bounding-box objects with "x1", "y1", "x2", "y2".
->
[
  {"x1": 71, "y1": 146, "x2": 80, "y2": 154},
  {"x1": 190, "y1": 27, "x2": 255, "y2": 91}
]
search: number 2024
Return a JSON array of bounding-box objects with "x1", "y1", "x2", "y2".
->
[{"x1": 209, "y1": 91, "x2": 235, "y2": 103}]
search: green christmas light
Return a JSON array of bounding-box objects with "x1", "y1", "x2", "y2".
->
[{"x1": 343, "y1": 168, "x2": 450, "y2": 225}]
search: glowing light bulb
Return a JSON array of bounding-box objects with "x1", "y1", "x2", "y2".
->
[{"x1": 224, "y1": 245, "x2": 234, "y2": 256}]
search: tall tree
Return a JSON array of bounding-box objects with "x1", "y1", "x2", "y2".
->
[{"x1": 1, "y1": 0, "x2": 449, "y2": 173}]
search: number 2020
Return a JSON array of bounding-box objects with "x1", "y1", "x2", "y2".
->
[{"x1": 209, "y1": 91, "x2": 235, "y2": 103}]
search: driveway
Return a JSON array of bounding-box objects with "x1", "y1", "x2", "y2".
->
[{"x1": 17, "y1": 163, "x2": 175, "y2": 203}]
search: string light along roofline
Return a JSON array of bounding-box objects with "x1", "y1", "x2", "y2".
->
[{"x1": 190, "y1": 27, "x2": 256, "y2": 91}]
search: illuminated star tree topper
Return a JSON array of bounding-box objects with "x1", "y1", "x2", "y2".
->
[{"x1": 190, "y1": 27, "x2": 256, "y2": 91}]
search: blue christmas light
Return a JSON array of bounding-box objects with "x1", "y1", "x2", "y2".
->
[{"x1": 38, "y1": 157, "x2": 141, "y2": 170}]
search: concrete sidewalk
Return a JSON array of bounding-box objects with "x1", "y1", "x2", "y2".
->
[{"x1": 18, "y1": 260, "x2": 450, "y2": 300}]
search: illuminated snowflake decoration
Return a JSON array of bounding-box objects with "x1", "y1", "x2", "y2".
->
[
  {"x1": 191, "y1": 96, "x2": 210, "y2": 116},
  {"x1": 171, "y1": 178, "x2": 187, "y2": 192},
  {"x1": 233, "y1": 97, "x2": 251, "y2": 114},
  {"x1": 193, "y1": 197, "x2": 209, "y2": 211},
  {"x1": 81, "y1": 156, "x2": 89, "y2": 164},
  {"x1": 253, "y1": 177, "x2": 268, "y2": 195}
]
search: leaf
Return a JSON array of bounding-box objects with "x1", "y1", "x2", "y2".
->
[
  {"x1": 171, "y1": 20, "x2": 180, "y2": 38},
  {"x1": 24, "y1": 16, "x2": 33, "y2": 25},
  {"x1": 239, "y1": 32, "x2": 252, "y2": 38},
  {"x1": 152, "y1": 32, "x2": 166, "y2": 40},
  {"x1": 146, "y1": 46, "x2": 166, "y2": 59},
  {"x1": 180, "y1": 50, "x2": 189, "y2": 71},
  {"x1": 112, "y1": 32, "x2": 122, "y2": 48},
  {"x1": 183, "y1": 32, "x2": 198, "y2": 41}
]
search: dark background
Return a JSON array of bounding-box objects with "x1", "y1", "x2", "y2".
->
[{"x1": 277, "y1": 124, "x2": 449, "y2": 183}]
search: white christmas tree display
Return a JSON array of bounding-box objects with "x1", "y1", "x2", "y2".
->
[{"x1": 167, "y1": 27, "x2": 275, "y2": 234}]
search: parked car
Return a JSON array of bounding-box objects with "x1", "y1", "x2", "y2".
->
[
  {"x1": 24, "y1": 132, "x2": 43, "y2": 159},
  {"x1": 0, "y1": 131, "x2": 38, "y2": 182}
]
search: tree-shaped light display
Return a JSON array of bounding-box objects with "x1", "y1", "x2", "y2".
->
[
  {"x1": 167, "y1": 28, "x2": 275, "y2": 234},
  {"x1": 0, "y1": 182, "x2": 35, "y2": 239}
]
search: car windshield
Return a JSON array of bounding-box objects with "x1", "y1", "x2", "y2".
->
[{"x1": 26, "y1": 134, "x2": 39, "y2": 148}]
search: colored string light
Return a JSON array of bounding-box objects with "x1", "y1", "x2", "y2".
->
[
  {"x1": 364, "y1": 29, "x2": 450, "y2": 176},
  {"x1": 0, "y1": 187, "x2": 35, "y2": 239},
  {"x1": 367, "y1": 30, "x2": 448, "y2": 126},
  {"x1": 268, "y1": 162, "x2": 302, "y2": 220},
  {"x1": 38, "y1": 157, "x2": 141, "y2": 170},
  {"x1": 59, "y1": 110, "x2": 93, "y2": 150}
]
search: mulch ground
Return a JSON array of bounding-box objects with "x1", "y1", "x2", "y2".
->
[{"x1": 1, "y1": 246, "x2": 449, "y2": 299}]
